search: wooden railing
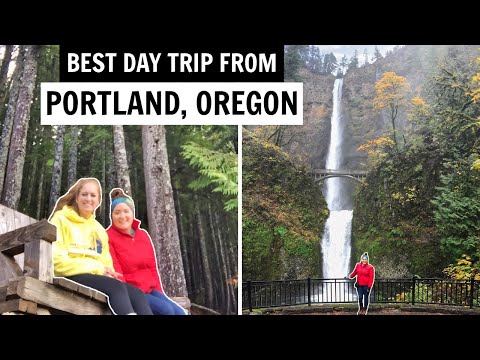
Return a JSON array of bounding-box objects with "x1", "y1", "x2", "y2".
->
[{"x1": 0, "y1": 204, "x2": 110, "y2": 315}]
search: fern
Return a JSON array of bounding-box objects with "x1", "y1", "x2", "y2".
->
[{"x1": 181, "y1": 141, "x2": 238, "y2": 211}]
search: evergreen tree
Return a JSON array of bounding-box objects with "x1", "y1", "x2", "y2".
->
[
  {"x1": 373, "y1": 45, "x2": 383, "y2": 62},
  {"x1": 339, "y1": 55, "x2": 348, "y2": 74},
  {"x1": 322, "y1": 52, "x2": 337, "y2": 74},
  {"x1": 284, "y1": 45, "x2": 302, "y2": 80},
  {"x1": 308, "y1": 46, "x2": 322, "y2": 73},
  {"x1": 348, "y1": 50, "x2": 359, "y2": 71}
]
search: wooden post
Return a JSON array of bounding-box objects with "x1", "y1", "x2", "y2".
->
[
  {"x1": 0, "y1": 219, "x2": 56, "y2": 284},
  {"x1": 24, "y1": 239, "x2": 53, "y2": 283}
]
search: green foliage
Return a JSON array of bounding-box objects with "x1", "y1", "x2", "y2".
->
[
  {"x1": 242, "y1": 130, "x2": 327, "y2": 280},
  {"x1": 181, "y1": 140, "x2": 238, "y2": 211},
  {"x1": 431, "y1": 159, "x2": 480, "y2": 261},
  {"x1": 284, "y1": 46, "x2": 303, "y2": 81}
]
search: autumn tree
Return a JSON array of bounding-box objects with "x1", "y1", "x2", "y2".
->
[
  {"x1": 373, "y1": 71, "x2": 411, "y2": 150},
  {"x1": 471, "y1": 55, "x2": 480, "y2": 103},
  {"x1": 357, "y1": 136, "x2": 395, "y2": 167}
]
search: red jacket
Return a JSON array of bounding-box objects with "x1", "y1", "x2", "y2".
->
[
  {"x1": 107, "y1": 219, "x2": 163, "y2": 294},
  {"x1": 349, "y1": 263, "x2": 375, "y2": 288}
]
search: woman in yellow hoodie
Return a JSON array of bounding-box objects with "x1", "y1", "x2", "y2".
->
[{"x1": 49, "y1": 178, "x2": 153, "y2": 315}]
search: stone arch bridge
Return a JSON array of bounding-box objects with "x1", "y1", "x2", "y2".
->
[{"x1": 310, "y1": 169, "x2": 367, "y2": 184}]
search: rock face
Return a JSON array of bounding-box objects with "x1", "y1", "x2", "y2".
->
[{"x1": 283, "y1": 67, "x2": 335, "y2": 169}]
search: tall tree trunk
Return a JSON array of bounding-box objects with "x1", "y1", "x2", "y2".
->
[
  {"x1": 112, "y1": 125, "x2": 132, "y2": 195},
  {"x1": 142, "y1": 125, "x2": 187, "y2": 297},
  {"x1": 0, "y1": 46, "x2": 24, "y2": 198},
  {"x1": 48, "y1": 125, "x2": 65, "y2": 213},
  {"x1": 36, "y1": 165, "x2": 45, "y2": 219},
  {"x1": 2, "y1": 45, "x2": 40, "y2": 209},
  {"x1": 0, "y1": 45, "x2": 14, "y2": 116},
  {"x1": 207, "y1": 200, "x2": 224, "y2": 312},
  {"x1": 67, "y1": 125, "x2": 79, "y2": 187},
  {"x1": 172, "y1": 166, "x2": 192, "y2": 295},
  {"x1": 26, "y1": 157, "x2": 37, "y2": 210},
  {"x1": 194, "y1": 193, "x2": 214, "y2": 308},
  {"x1": 106, "y1": 135, "x2": 115, "y2": 211},
  {"x1": 206, "y1": 199, "x2": 222, "y2": 313},
  {"x1": 216, "y1": 210, "x2": 237, "y2": 314},
  {"x1": 185, "y1": 208, "x2": 198, "y2": 299},
  {"x1": 99, "y1": 137, "x2": 106, "y2": 226}
]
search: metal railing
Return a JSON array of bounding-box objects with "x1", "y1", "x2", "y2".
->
[{"x1": 242, "y1": 277, "x2": 480, "y2": 311}]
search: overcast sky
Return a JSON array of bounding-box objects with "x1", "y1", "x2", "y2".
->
[{"x1": 315, "y1": 45, "x2": 402, "y2": 65}]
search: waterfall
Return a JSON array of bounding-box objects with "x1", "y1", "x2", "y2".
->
[{"x1": 321, "y1": 78, "x2": 353, "y2": 279}]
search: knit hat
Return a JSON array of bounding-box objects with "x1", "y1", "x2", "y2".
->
[
  {"x1": 361, "y1": 252, "x2": 369, "y2": 261},
  {"x1": 110, "y1": 188, "x2": 134, "y2": 213}
]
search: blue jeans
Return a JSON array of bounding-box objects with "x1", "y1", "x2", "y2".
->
[
  {"x1": 357, "y1": 285, "x2": 370, "y2": 309},
  {"x1": 147, "y1": 289, "x2": 186, "y2": 315}
]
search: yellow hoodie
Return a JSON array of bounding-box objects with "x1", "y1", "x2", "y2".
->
[{"x1": 50, "y1": 205, "x2": 113, "y2": 277}]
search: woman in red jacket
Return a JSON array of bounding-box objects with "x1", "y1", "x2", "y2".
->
[
  {"x1": 106, "y1": 188, "x2": 186, "y2": 315},
  {"x1": 349, "y1": 252, "x2": 375, "y2": 315}
]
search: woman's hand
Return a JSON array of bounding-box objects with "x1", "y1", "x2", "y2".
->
[{"x1": 104, "y1": 267, "x2": 123, "y2": 280}]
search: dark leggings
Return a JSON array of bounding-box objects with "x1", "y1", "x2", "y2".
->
[
  {"x1": 68, "y1": 274, "x2": 153, "y2": 315},
  {"x1": 357, "y1": 285, "x2": 370, "y2": 309}
]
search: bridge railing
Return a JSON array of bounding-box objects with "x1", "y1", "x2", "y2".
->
[
  {"x1": 242, "y1": 277, "x2": 480, "y2": 311},
  {"x1": 311, "y1": 169, "x2": 367, "y2": 176}
]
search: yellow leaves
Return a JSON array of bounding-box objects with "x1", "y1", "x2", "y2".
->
[
  {"x1": 470, "y1": 75, "x2": 480, "y2": 102},
  {"x1": 357, "y1": 137, "x2": 395, "y2": 167},
  {"x1": 395, "y1": 292, "x2": 408, "y2": 302},
  {"x1": 468, "y1": 55, "x2": 480, "y2": 102},
  {"x1": 472, "y1": 157, "x2": 480, "y2": 170},
  {"x1": 391, "y1": 186, "x2": 417, "y2": 205},
  {"x1": 409, "y1": 96, "x2": 430, "y2": 120},
  {"x1": 443, "y1": 254, "x2": 480, "y2": 280},
  {"x1": 373, "y1": 72, "x2": 411, "y2": 110},
  {"x1": 357, "y1": 136, "x2": 394, "y2": 155},
  {"x1": 226, "y1": 273, "x2": 238, "y2": 288},
  {"x1": 411, "y1": 97, "x2": 427, "y2": 107}
]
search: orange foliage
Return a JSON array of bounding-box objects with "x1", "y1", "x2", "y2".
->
[
  {"x1": 357, "y1": 136, "x2": 395, "y2": 156},
  {"x1": 469, "y1": 55, "x2": 480, "y2": 103},
  {"x1": 226, "y1": 273, "x2": 238, "y2": 288},
  {"x1": 373, "y1": 72, "x2": 411, "y2": 111}
]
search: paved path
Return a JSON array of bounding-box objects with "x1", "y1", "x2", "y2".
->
[{"x1": 244, "y1": 304, "x2": 480, "y2": 315}]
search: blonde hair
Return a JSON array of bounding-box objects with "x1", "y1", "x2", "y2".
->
[{"x1": 49, "y1": 178, "x2": 102, "y2": 220}]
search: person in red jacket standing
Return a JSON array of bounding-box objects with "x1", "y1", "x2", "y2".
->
[
  {"x1": 349, "y1": 252, "x2": 375, "y2": 315},
  {"x1": 106, "y1": 188, "x2": 186, "y2": 315}
]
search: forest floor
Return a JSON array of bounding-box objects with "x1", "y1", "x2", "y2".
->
[{"x1": 243, "y1": 303, "x2": 480, "y2": 315}]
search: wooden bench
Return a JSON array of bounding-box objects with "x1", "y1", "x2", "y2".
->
[
  {"x1": 0, "y1": 204, "x2": 111, "y2": 315},
  {"x1": 0, "y1": 204, "x2": 191, "y2": 315}
]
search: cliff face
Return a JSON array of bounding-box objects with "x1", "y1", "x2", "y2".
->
[{"x1": 283, "y1": 68, "x2": 335, "y2": 168}]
